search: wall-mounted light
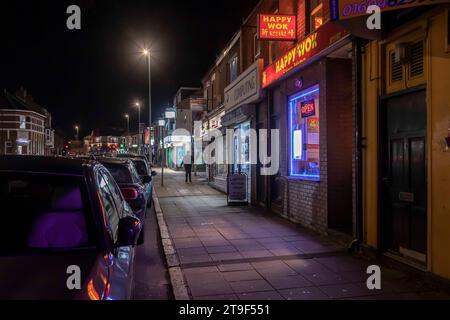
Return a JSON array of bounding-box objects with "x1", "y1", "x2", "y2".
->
[{"x1": 295, "y1": 77, "x2": 304, "y2": 89}]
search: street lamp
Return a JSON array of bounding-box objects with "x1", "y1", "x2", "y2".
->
[
  {"x1": 135, "y1": 102, "x2": 141, "y2": 154},
  {"x1": 142, "y1": 48, "x2": 152, "y2": 162},
  {"x1": 74, "y1": 125, "x2": 79, "y2": 141}
]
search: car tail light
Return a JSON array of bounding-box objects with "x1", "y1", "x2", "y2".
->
[{"x1": 121, "y1": 187, "x2": 138, "y2": 200}]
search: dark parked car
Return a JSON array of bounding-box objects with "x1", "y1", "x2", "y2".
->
[
  {"x1": 96, "y1": 158, "x2": 151, "y2": 219},
  {"x1": 127, "y1": 158, "x2": 156, "y2": 208},
  {"x1": 0, "y1": 156, "x2": 142, "y2": 300},
  {"x1": 116, "y1": 154, "x2": 148, "y2": 163}
]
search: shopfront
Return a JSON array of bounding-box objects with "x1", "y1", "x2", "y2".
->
[
  {"x1": 222, "y1": 59, "x2": 263, "y2": 204},
  {"x1": 263, "y1": 21, "x2": 356, "y2": 235},
  {"x1": 205, "y1": 110, "x2": 227, "y2": 193}
]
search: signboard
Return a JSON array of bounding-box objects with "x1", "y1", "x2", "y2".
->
[
  {"x1": 330, "y1": 0, "x2": 450, "y2": 21},
  {"x1": 209, "y1": 111, "x2": 225, "y2": 129},
  {"x1": 258, "y1": 14, "x2": 297, "y2": 41},
  {"x1": 300, "y1": 100, "x2": 316, "y2": 118},
  {"x1": 224, "y1": 59, "x2": 263, "y2": 111},
  {"x1": 145, "y1": 127, "x2": 150, "y2": 145},
  {"x1": 190, "y1": 98, "x2": 207, "y2": 112},
  {"x1": 262, "y1": 22, "x2": 349, "y2": 88},
  {"x1": 307, "y1": 144, "x2": 320, "y2": 162},
  {"x1": 165, "y1": 111, "x2": 176, "y2": 119},
  {"x1": 228, "y1": 174, "x2": 248, "y2": 204},
  {"x1": 307, "y1": 117, "x2": 320, "y2": 145}
]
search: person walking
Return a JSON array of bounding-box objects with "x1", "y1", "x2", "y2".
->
[{"x1": 182, "y1": 151, "x2": 192, "y2": 183}]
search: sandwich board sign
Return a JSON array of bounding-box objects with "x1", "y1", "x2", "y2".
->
[{"x1": 227, "y1": 173, "x2": 248, "y2": 206}]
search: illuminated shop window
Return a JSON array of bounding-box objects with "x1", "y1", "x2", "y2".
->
[{"x1": 289, "y1": 85, "x2": 320, "y2": 179}]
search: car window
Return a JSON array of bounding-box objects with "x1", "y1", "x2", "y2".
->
[
  {"x1": 102, "y1": 163, "x2": 132, "y2": 184},
  {"x1": 97, "y1": 171, "x2": 120, "y2": 243},
  {"x1": 132, "y1": 160, "x2": 148, "y2": 176},
  {"x1": 128, "y1": 163, "x2": 142, "y2": 184},
  {"x1": 100, "y1": 169, "x2": 126, "y2": 217},
  {"x1": 0, "y1": 173, "x2": 95, "y2": 253}
]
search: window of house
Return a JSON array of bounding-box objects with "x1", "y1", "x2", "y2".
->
[
  {"x1": 289, "y1": 84, "x2": 320, "y2": 179},
  {"x1": 228, "y1": 55, "x2": 238, "y2": 83},
  {"x1": 19, "y1": 115, "x2": 26, "y2": 129},
  {"x1": 310, "y1": 0, "x2": 324, "y2": 32}
]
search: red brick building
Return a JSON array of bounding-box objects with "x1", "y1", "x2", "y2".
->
[{"x1": 0, "y1": 88, "x2": 54, "y2": 156}]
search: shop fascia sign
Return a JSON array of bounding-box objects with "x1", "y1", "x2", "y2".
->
[
  {"x1": 224, "y1": 59, "x2": 263, "y2": 111},
  {"x1": 262, "y1": 22, "x2": 349, "y2": 88},
  {"x1": 190, "y1": 98, "x2": 207, "y2": 112},
  {"x1": 258, "y1": 14, "x2": 297, "y2": 41},
  {"x1": 329, "y1": 0, "x2": 450, "y2": 21}
]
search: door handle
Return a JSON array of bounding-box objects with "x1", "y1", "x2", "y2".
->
[{"x1": 382, "y1": 177, "x2": 391, "y2": 187}]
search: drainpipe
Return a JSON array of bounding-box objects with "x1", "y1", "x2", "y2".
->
[{"x1": 350, "y1": 38, "x2": 364, "y2": 253}]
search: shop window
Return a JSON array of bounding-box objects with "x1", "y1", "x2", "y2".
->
[
  {"x1": 289, "y1": 85, "x2": 320, "y2": 179},
  {"x1": 309, "y1": 0, "x2": 324, "y2": 32},
  {"x1": 19, "y1": 115, "x2": 26, "y2": 129}
]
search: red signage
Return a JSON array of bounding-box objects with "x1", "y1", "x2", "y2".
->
[
  {"x1": 258, "y1": 14, "x2": 297, "y2": 41},
  {"x1": 262, "y1": 22, "x2": 349, "y2": 88},
  {"x1": 300, "y1": 100, "x2": 316, "y2": 118}
]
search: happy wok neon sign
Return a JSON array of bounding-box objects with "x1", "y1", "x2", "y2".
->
[{"x1": 262, "y1": 22, "x2": 348, "y2": 88}]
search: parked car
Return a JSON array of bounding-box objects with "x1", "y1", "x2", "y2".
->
[
  {"x1": 0, "y1": 155, "x2": 142, "y2": 300},
  {"x1": 96, "y1": 158, "x2": 151, "y2": 219},
  {"x1": 127, "y1": 157, "x2": 157, "y2": 208},
  {"x1": 116, "y1": 153, "x2": 148, "y2": 161}
]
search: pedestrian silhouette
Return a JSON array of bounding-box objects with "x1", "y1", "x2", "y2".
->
[{"x1": 182, "y1": 152, "x2": 193, "y2": 183}]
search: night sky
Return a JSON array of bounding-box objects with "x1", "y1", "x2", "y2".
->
[{"x1": 0, "y1": 0, "x2": 259, "y2": 139}]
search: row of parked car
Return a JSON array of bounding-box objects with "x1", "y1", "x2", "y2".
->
[{"x1": 0, "y1": 153, "x2": 156, "y2": 300}]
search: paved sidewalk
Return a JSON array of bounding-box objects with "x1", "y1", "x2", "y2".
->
[{"x1": 153, "y1": 168, "x2": 449, "y2": 300}]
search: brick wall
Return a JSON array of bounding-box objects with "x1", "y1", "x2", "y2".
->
[
  {"x1": 326, "y1": 58, "x2": 354, "y2": 234},
  {"x1": 270, "y1": 59, "x2": 329, "y2": 234}
]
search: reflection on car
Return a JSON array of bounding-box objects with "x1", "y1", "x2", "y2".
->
[{"x1": 0, "y1": 156, "x2": 142, "y2": 300}]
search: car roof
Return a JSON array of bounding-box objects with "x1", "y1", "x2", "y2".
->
[
  {"x1": 0, "y1": 155, "x2": 93, "y2": 177},
  {"x1": 117, "y1": 154, "x2": 147, "y2": 159},
  {"x1": 96, "y1": 157, "x2": 132, "y2": 165}
]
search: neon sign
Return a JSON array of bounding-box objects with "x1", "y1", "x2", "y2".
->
[
  {"x1": 262, "y1": 22, "x2": 349, "y2": 88},
  {"x1": 258, "y1": 14, "x2": 297, "y2": 41}
]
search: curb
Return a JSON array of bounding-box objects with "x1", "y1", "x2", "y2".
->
[{"x1": 152, "y1": 188, "x2": 191, "y2": 300}]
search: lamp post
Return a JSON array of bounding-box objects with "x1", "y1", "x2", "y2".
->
[
  {"x1": 158, "y1": 119, "x2": 165, "y2": 187},
  {"x1": 143, "y1": 49, "x2": 152, "y2": 162},
  {"x1": 124, "y1": 114, "x2": 130, "y2": 134},
  {"x1": 135, "y1": 102, "x2": 141, "y2": 154}
]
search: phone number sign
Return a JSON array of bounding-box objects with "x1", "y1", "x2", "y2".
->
[{"x1": 330, "y1": 0, "x2": 450, "y2": 20}]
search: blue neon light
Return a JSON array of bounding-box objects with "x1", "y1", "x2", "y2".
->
[{"x1": 289, "y1": 85, "x2": 320, "y2": 180}]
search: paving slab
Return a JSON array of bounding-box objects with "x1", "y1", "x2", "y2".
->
[{"x1": 153, "y1": 168, "x2": 450, "y2": 301}]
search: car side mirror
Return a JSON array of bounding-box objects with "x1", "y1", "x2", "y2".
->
[
  {"x1": 142, "y1": 175, "x2": 152, "y2": 184},
  {"x1": 151, "y1": 171, "x2": 157, "y2": 177},
  {"x1": 115, "y1": 216, "x2": 142, "y2": 247}
]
